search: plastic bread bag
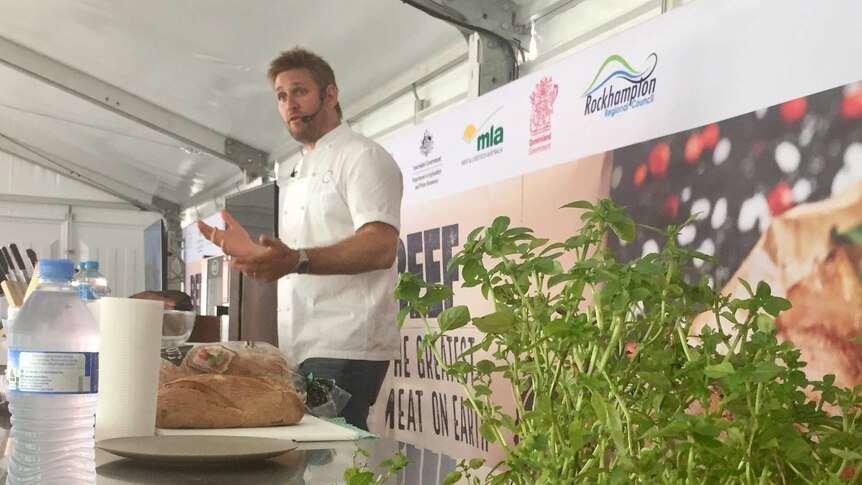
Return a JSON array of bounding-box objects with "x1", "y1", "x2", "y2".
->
[
  {"x1": 159, "y1": 341, "x2": 295, "y2": 385},
  {"x1": 295, "y1": 370, "x2": 352, "y2": 420},
  {"x1": 158, "y1": 341, "x2": 351, "y2": 418}
]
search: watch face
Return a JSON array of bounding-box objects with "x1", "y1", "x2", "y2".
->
[{"x1": 296, "y1": 250, "x2": 310, "y2": 274}]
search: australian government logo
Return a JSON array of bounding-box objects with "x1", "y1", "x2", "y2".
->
[
  {"x1": 413, "y1": 129, "x2": 442, "y2": 190},
  {"x1": 529, "y1": 77, "x2": 559, "y2": 155},
  {"x1": 461, "y1": 105, "x2": 505, "y2": 166},
  {"x1": 583, "y1": 53, "x2": 658, "y2": 119}
]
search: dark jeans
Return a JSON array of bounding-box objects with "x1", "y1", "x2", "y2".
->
[{"x1": 300, "y1": 358, "x2": 390, "y2": 431}]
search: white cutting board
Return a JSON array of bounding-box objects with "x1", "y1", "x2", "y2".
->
[{"x1": 156, "y1": 414, "x2": 360, "y2": 442}]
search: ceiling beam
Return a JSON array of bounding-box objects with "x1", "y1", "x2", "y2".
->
[
  {"x1": 0, "y1": 193, "x2": 139, "y2": 211},
  {"x1": 0, "y1": 133, "x2": 160, "y2": 212},
  {"x1": 515, "y1": 0, "x2": 584, "y2": 25},
  {"x1": 0, "y1": 36, "x2": 271, "y2": 179},
  {"x1": 403, "y1": 0, "x2": 524, "y2": 96}
]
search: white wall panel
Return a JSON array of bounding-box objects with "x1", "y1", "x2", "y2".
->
[
  {"x1": 0, "y1": 150, "x2": 130, "y2": 203},
  {"x1": 1, "y1": 154, "x2": 160, "y2": 299}
]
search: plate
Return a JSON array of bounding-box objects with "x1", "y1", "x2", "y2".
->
[{"x1": 97, "y1": 435, "x2": 298, "y2": 465}]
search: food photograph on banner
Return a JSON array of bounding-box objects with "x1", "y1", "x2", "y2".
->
[{"x1": 608, "y1": 81, "x2": 862, "y2": 395}]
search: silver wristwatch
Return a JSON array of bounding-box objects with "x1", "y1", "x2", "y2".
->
[{"x1": 294, "y1": 249, "x2": 310, "y2": 274}]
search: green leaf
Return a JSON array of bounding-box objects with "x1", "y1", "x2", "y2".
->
[
  {"x1": 852, "y1": 336, "x2": 862, "y2": 344},
  {"x1": 468, "y1": 458, "x2": 485, "y2": 469},
  {"x1": 751, "y1": 361, "x2": 782, "y2": 383},
  {"x1": 503, "y1": 226, "x2": 533, "y2": 238},
  {"x1": 462, "y1": 259, "x2": 486, "y2": 286},
  {"x1": 491, "y1": 216, "x2": 511, "y2": 233},
  {"x1": 689, "y1": 251, "x2": 718, "y2": 264},
  {"x1": 396, "y1": 306, "x2": 411, "y2": 328},
  {"x1": 473, "y1": 384, "x2": 492, "y2": 397},
  {"x1": 756, "y1": 281, "x2": 772, "y2": 298},
  {"x1": 548, "y1": 273, "x2": 580, "y2": 288},
  {"x1": 756, "y1": 315, "x2": 777, "y2": 334},
  {"x1": 569, "y1": 420, "x2": 585, "y2": 450},
  {"x1": 346, "y1": 470, "x2": 374, "y2": 485},
  {"x1": 562, "y1": 200, "x2": 594, "y2": 210},
  {"x1": 443, "y1": 471, "x2": 463, "y2": 485},
  {"x1": 763, "y1": 296, "x2": 791, "y2": 317},
  {"x1": 438, "y1": 305, "x2": 471, "y2": 331},
  {"x1": 395, "y1": 272, "x2": 421, "y2": 302},
  {"x1": 466, "y1": 226, "x2": 484, "y2": 242},
  {"x1": 839, "y1": 224, "x2": 862, "y2": 243},
  {"x1": 609, "y1": 218, "x2": 637, "y2": 243},
  {"x1": 631, "y1": 287, "x2": 651, "y2": 301},
  {"x1": 479, "y1": 422, "x2": 498, "y2": 443},
  {"x1": 475, "y1": 359, "x2": 496, "y2": 374},
  {"x1": 704, "y1": 361, "x2": 735, "y2": 378},
  {"x1": 639, "y1": 371, "x2": 672, "y2": 391},
  {"x1": 738, "y1": 278, "x2": 754, "y2": 297},
  {"x1": 830, "y1": 448, "x2": 862, "y2": 461},
  {"x1": 606, "y1": 405, "x2": 626, "y2": 452},
  {"x1": 473, "y1": 309, "x2": 517, "y2": 334},
  {"x1": 590, "y1": 393, "x2": 608, "y2": 423},
  {"x1": 422, "y1": 285, "x2": 453, "y2": 305}
]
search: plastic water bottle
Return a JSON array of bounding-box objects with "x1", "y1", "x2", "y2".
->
[
  {"x1": 74, "y1": 261, "x2": 110, "y2": 301},
  {"x1": 6, "y1": 259, "x2": 100, "y2": 484}
]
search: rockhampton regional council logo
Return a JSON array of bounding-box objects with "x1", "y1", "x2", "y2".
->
[{"x1": 583, "y1": 53, "x2": 658, "y2": 118}]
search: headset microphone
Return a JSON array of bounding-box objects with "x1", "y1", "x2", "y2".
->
[{"x1": 300, "y1": 90, "x2": 327, "y2": 124}]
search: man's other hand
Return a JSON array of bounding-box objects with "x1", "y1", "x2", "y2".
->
[
  {"x1": 230, "y1": 235, "x2": 298, "y2": 282},
  {"x1": 196, "y1": 209, "x2": 265, "y2": 258}
]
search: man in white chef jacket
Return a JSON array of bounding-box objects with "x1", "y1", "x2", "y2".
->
[{"x1": 198, "y1": 48, "x2": 402, "y2": 430}]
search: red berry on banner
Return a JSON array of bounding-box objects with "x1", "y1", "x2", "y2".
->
[
  {"x1": 701, "y1": 123, "x2": 720, "y2": 149},
  {"x1": 752, "y1": 140, "x2": 765, "y2": 156},
  {"x1": 779, "y1": 97, "x2": 807, "y2": 124},
  {"x1": 649, "y1": 142, "x2": 670, "y2": 177},
  {"x1": 841, "y1": 86, "x2": 862, "y2": 119},
  {"x1": 767, "y1": 181, "x2": 795, "y2": 216},
  {"x1": 633, "y1": 164, "x2": 648, "y2": 188},
  {"x1": 663, "y1": 194, "x2": 680, "y2": 218},
  {"x1": 684, "y1": 133, "x2": 704, "y2": 164}
]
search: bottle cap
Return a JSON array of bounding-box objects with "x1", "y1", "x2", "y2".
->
[{"x1": 39, "y1": 259, "x2": 75, "y2": 280}]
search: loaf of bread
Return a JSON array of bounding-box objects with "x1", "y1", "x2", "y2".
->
[{"x1": 156, "y1": 374, "x2": 305, "y2": 429}]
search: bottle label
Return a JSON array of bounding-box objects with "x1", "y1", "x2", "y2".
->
[
  {"x1": 78, "y1": 283, "x2": 96, "y2": 300},
  {"x1": 7, "y1": 350, "x2": 99, "y2": 394}
]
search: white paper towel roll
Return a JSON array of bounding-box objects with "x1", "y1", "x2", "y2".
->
[{"x1": 94, "y1": 297, "x2": 163, "y2": 441}]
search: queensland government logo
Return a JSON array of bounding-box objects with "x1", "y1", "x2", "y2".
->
[
  {"x1": 583, "y1": 53, "x2": 658, "y2": 118},
  {"x1": 461, "y1": 105, "x2": 505, "y2": 166},
  {"x1": 529, "y1": 76, "x2": 559, "y2": 155}
]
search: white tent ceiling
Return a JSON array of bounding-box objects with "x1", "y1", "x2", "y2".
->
[{"x1": 0, "y1": 0, "x2": 468, "y2": 209}]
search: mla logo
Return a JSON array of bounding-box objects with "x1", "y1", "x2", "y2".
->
[
  {"x1": 419, "y1": 129, "x2": 434, "y2": 157},
  {"x1": 460, "y1": 105, "x2": 505, "y2": 166},
  {"x1": 463, "y1": 105, "x2": 504, "y2": 152},
  {"x1": 529, "y1": 76, "x2": 559, "y2": 155}
]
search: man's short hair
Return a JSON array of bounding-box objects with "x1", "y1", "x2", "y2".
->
[{"x1": 268, "y1": 48, "x2": 342, "y2": 119}]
